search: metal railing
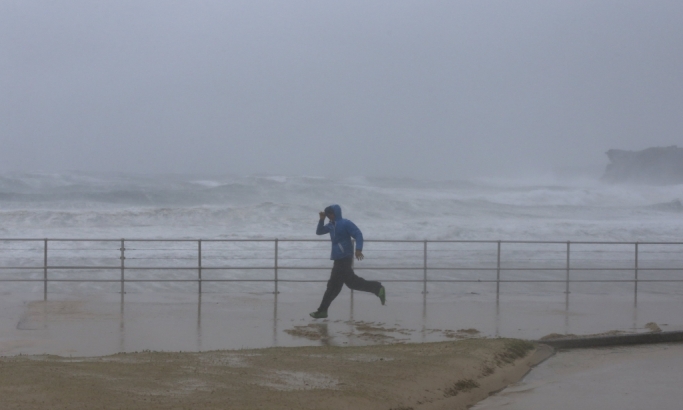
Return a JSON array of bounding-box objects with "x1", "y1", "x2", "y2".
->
[{"x1": 0, "y1": 238, "x2": 682, "y2": 298}]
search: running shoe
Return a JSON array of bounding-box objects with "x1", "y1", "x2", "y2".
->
[
  {"x1": 309, "y1": 311, "x2": 328, "y2": 319},
  {"x1": 378, "y1": 286, "x2": 386, "y2": 305}
]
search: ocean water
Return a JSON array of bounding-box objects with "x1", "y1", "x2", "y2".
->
[
  {"x1": 0, "y1": 172, "x2": 681, "y2": 294},
  {"x1": 1, "y1": 172, "x2": 682, "y2": 240}
]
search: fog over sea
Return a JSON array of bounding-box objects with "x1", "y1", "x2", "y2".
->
[{"x1": 1, "y1": 172, "x2": 682, "y2": 242}]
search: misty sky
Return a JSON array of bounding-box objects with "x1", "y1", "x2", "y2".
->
[{"x1": 1, "y1": 1, "x2": 682, "y2": 179}]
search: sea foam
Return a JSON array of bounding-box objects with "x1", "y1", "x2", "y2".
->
[{"x1": 0, "y1": 172, "x2": 681, "y2": 241}]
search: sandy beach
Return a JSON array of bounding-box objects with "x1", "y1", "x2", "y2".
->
[{"x1": 0, "y1": 339, "x2": 551, "y2": 410}]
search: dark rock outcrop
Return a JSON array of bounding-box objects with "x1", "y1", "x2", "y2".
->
[{"x1": 602, "y1": 146, "x2": 683, "y2": 185}]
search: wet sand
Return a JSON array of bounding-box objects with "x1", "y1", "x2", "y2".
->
[{"x1": 0, "y1": 338, "x2": 551, "y2": 410}]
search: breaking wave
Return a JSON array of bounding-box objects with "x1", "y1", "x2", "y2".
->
[{"x1": 0, "y1": 172, "x2": 681, "y2": 241}]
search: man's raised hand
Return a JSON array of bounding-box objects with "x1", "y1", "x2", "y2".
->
[{"x1": 319, "y1": 211, "x2": 326, "y2": 220}]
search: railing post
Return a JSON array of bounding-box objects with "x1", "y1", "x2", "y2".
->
[
  {"x1": 351, "y1": 239, "x2": 355, "y2": 269},
  {"x1": 634, "y1": 242, "x2": 639, "y2": 296},
  {"x1": 565, "y1": 241, "x2": 570, "y2": 294},
  {"x1": 120, "y1": 239, "x2": 125, "y2": 294},
  {"x1": 43, "y1": 238, "x2": 48, "y2": 299},
  {"x1": 198, "y1": 240, "x2": 202, "y2": 294},
  {"x1": 423, "y1": 240, "x2": 428, "y2": 294},
  {"x1": 496, "y1": 241, "x2": 501, "y2": 297},
  {"x1": 350, "y1": 239, "x2": 355, "y2": 300},
  {"x1": 274, "y1": 239, "x2": 279, "y2": 294}
]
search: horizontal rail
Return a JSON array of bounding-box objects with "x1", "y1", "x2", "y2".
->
[
  {"x1": 3, "y1": 278, "x2": 683, "y2": 283},
  {"x1": 2, "y1": 238, "x2": 683, "y2": 245},
  {"x1": 2, "y1": 266, "x2": 682, "y2": 271}
]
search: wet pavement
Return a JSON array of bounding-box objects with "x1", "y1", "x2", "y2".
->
[
  {"x1": 1, "y1": 286, "x2": 682, "y2": 356},
  {"x1": 473, "y1": 343, "x2": 683, "y2": 410}
]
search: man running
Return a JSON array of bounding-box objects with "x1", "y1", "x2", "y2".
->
[{"x1": 310, "y1": 204, "x2": 385, "y2": 319}]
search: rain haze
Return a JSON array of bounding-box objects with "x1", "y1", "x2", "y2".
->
[
  {"x1": 2, "y1": 0, "x2": 682, "y2": 178},
  {"x1": 2, "y1": 4, "x2": 683, "y2": 409}
]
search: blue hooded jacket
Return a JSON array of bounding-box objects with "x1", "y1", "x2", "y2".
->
[{"x1": 316, "y1": 204, "x2": 363, "y2": 260}]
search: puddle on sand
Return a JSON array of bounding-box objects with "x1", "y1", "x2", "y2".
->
[
  {"x1": 259, "y1": 370, "x2": 339, "y2": 391},
  {"x1": 284, "y1": 320, "x2": 483, "y2": 344}
]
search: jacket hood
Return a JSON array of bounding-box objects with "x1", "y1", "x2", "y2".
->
[{"x1": 326, "y1": 204, "x2": 342, "y2": 220}]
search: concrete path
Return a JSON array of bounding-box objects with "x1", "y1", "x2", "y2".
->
[{"x1": 473, "y1": 343, "x2": 683, "y2": 410}]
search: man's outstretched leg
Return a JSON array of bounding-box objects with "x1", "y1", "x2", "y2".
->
[{"x1": 339, "y1": 258, "x2": 386, "y2": 305}]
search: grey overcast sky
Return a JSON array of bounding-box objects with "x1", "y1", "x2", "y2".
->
[{"x1": 1, "y1": 1, "x2": 682, "y2": 178}]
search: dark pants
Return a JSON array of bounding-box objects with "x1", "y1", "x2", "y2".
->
[{"x1": 317, "y1": 256, "x2": 382, "y2": 312}]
